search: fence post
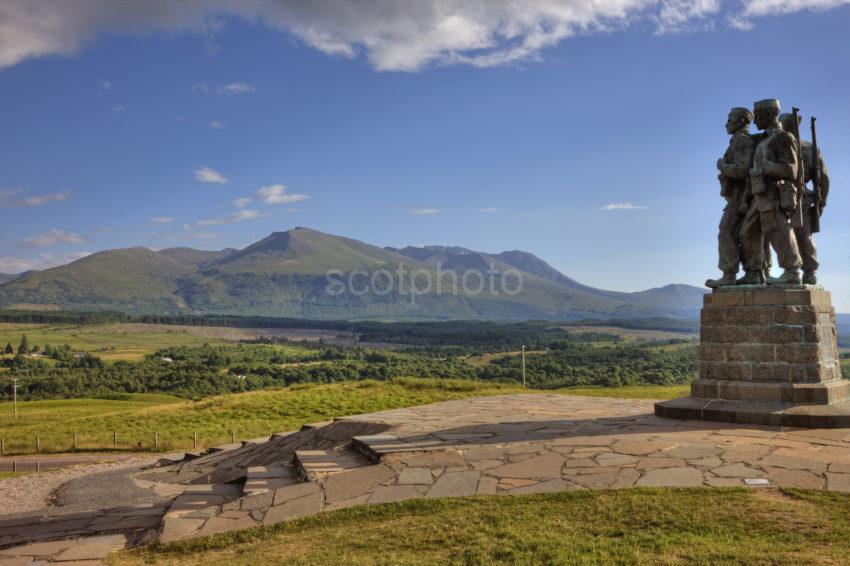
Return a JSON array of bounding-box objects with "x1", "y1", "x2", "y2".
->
[
  {"x1": 36, "y1": 435, "x2": 40, "y2": 453},
  {"x1": 73, "y1": 433, "x2": 77, "y2": 450},
  {"x1": 36, "y1": 460, "x2": 40, "y2": 473},
  {"x1": 12, "y1": 461, "x2": 16, "y2": 472},
  {"x1": 193, "y1": 432, "x2": 197, "y2": 450},
  {"x1": 1, "y1": 437, "x2": 4, "y2": 455},
  {"x1": 231, "y1": 431, "x2": 235, "y2": 444},
  {"x1": 113, "y1": 431, "x2": 117, "y2": 447},
  {"x1": 154, "y1": 432, "x2": 159, "y2": 451}
]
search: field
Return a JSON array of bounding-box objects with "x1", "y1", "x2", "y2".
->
[
  {"x1": 562, "y1": 325, "x2": 698, "y2": 342},
  {"x1": 0, "y1": 323, "x2": 351, "y2": 361},
  {"x1": 0, "y1": 380, "x2": 688, "y2": 455},
  {"x1": 116, "y1": 488, "x2": 850, "y2": 565}
]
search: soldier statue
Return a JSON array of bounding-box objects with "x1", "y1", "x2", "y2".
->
[
  {"x1": 779, "y1": 112, "x2": 830, "y2": 285},
  {"x1": 706, "y1": 108, "x2": 755, "y2": 288},
  {"x1": 737, "y1": 99, "x2": 803, "y2": 286}
]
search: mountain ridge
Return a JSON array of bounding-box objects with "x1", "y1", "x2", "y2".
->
[{"x1": 0, "y1": 227, "x2": 706, "y2": 321}]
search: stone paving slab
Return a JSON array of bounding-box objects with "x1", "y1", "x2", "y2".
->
[
  {"x1": 0, "y1": 534, "x2": 126, "y2": 564},
  {"x1": 6, "y1": 393, "x2": 850, "y2": 552}
]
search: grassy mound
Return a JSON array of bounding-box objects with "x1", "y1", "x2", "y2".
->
[{"x1": 116, "y1": 488, "x2": 850, "y2": 565}]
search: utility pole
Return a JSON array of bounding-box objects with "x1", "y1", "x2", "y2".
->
[
  {"x1": 521, "y1": 345, "x2": 526, "y2": 388},
  {"x1": 11, "y1": 378, "x2": 18, "y2": 419}
]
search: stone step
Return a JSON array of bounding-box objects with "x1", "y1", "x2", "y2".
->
[
  {"x1": 352, "y1": 434, "x2": 447, "y2": 462},
  {"x1": 301, "y1": 421, "x2": 333, "y2": 431},
  {"x1": 293, "y1": 448, "x2": 372, "y2": 481},
  {"x1": 243, "y1": 465, "x2": 300, "y2": 496},
  {"x1": 207, "y1": 442, "x2": 242, "y2": 454}
]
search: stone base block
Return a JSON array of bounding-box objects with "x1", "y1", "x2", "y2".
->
[
  {"x1": 663, "y1": 285, "x2": 850, "y2": 428},
  {"x1": 690, "y1": 379, "x2": 850, "y2": 405},
  {"x1": 654, "y1": 396, "x2": 850, "y2": 428}
]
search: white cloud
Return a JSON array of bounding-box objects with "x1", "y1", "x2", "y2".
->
[
  {"x1": 110, "y1": 104, "x2": 125, "y2": 113},
  {"x1": 149, "y1": 216, "x2": 175, "y2": 225},
  {"x1": 194, "y1": 166, "x2": 228, "y2": 185},
  {"x1": 17, "y1": 229, "x2": 87, "y2": 247},
  {"x1": 0, "y1": 190, "x2": 73, "y2": 208},
  {"x1": 742, "y1": 0, "x2": 850, "y2": 16},
  {"x1": 600, "y1": 202, "x2": 648, "y2": 210},
  {"x1": 478, "y1": 207, "x2": 506, "y2": 213},
  {"x1": 209, "y1": 120, "x2": 226, "y2": 130},
  {"x1": 218, "y1": 82, "x2": 255, "y2": 94},
  {"x1": 656, "y1": 0, "x2": 721, "y2": 33},
  {"x1": 0, "y1": 251, "x2": 91, "y2": 273},
  {"x1": 97, "y1": 78, "x2": 112, "y2": 90},
  {"x1": 255, "y1": 184, "x2": 308, "y2": 205},
  {"x1": 409, "y1": 208, "x2": 441, "y2": 215},
  {"x1": 193, "y1": 82, "x2": 255, "y2": 95},
  {"x1": 3, "y1": 1, "x2": 845, "y2": 72},
  {"x1": 234, "y1": 184, "x2": 309, "y2": 208},
  {"x1": 184, "y1": 209, "x2": 261, "y2": 229}
]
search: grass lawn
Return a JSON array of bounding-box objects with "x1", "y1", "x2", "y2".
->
[
  {"x1": 115, "y1": 488, "x2": 850, "y2": 565},
  {"x1": 0, "y1": 379, "x2": 688, "y2": 455}
]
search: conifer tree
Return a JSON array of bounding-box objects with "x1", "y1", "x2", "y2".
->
[
  {"x1": 3, "y1": 343, "x2": 12, "y2": 355},
  {"x1": 17, "y1": 334, "x2": 30, "y2": 355}
]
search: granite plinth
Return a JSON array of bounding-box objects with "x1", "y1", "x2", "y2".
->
[{"x1": 656, "y1": 286, "x2": 850, "y2": 428}]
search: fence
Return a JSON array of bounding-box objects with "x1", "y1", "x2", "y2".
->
[{"x1": 0, "y1": 430, "x2": 274, "y2": 457}]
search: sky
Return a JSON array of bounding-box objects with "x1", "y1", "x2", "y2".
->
[{"x1": 0, "y1": 0, "x2": 848, "y2": 311}]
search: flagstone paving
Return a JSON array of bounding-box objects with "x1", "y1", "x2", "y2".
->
[{"x1": 2, "y1": 393, "x2": 850, "y2": 562}]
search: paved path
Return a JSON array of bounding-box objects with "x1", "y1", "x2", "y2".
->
[
  {"x1": 3, "y1": 393, "x2": 850, "y2": 562},
  {"x1": 52, "y1": 467, "x2": 170, "y2": 514},
  {"x1": 0, "y1": 453, "x2": 143, "y2": 473}
]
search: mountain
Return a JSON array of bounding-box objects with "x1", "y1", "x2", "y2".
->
[
  {"x1": 0, "y1": 272, "x2": 33, "y2": 284},
  {"x1": 0, "y1": 228, "x2": 706, "y2": 320},
  {"x1": 390, "y1": 245, "x2": 705, "y2": 316},
  {"x1": 156, "y1": 247, "x2": 236, "y2": 267}
]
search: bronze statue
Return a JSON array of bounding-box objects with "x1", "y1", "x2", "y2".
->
[
  {"x1": 706, "y1": 108, "x2": 755, "y2": 289},
  {"x1": 737, "y1": 99, "x2": 803, "y2": 286},
  {"x1": 779, "y1": 112, "x2": 830, "y2": 284}
]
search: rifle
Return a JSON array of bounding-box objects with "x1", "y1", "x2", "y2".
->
[
  {"x1": 810, "y1": 116, "x2": 822, "y2": 233},
  {"x1": 789, "y1": 107, "x2": 805, "y2": 226}
]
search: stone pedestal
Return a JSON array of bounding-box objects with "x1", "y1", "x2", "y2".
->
[{"x1": 655, "y1": 286, "x2": 850, "y2": 427}]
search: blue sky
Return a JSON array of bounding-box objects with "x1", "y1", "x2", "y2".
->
[{"x1": 0, "y1": 1, "x2": 848, "y2": 311}]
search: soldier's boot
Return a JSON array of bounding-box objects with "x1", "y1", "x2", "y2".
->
[
  {"x1": 803, "y1": 271, "x2": 817, "y2": 285},
  {"x1": 736, "y1": 271, "x2": 763, "y2": 285},
  {"x1": 767, "y1": 269, "x2": 802, "y2": 286},
  {"x1": 705, "y1": 273, "x2": 737, "y2": 289}
]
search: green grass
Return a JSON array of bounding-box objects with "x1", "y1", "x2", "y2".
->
[
  {"x1": 114, "y1": 488, "x2": 850, "y2": 565},
  {"x1": 0, "y1": 471, "x2": 32, "y2": 480},
  {"x1": 0, "y1": 323, "x2": 231, "y2": 361},
  {"x1": 554, "y1": 384, "x2": 689, "y2": 399},
  {"x1": 0, "y1": 379, "x2": 685, "y2": 455}
]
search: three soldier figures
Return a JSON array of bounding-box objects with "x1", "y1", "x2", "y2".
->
[{"x1": 706, "y1": 98, "x2": 829, "y2": 289}]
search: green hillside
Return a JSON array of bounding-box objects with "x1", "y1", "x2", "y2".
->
[
  {"x1": 0, "y1": 228, "x2": 705, "y2": 320},
  {"x1": 0, "y1": 248, "x2": 191, "y2": 312}
]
